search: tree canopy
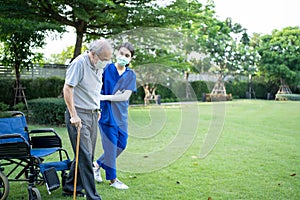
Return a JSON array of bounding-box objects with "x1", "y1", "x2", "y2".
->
[
  {"x1": 0, "y1": 0, "x2": 60, "y2": 71},
  {"x1": 0, "y1": 0, "x2": 61, "y2": 102},
  {"x1": 3, "y1": 0, "x2": 299, "y2": 98},
  {"x1": 258, "y1": 26, "x2": 300, "y2": 85},
  {"x1": 19, "y1": 0, "x2": 215, "y2": 60}
]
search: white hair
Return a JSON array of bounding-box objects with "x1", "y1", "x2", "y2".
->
[{"x1": 89, "y1": 38, "x2": 113, "y2": 55}]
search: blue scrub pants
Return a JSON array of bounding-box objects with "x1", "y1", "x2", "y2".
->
[{"x1": 96, "y1": 123, "x2": 128, "y2": 180}]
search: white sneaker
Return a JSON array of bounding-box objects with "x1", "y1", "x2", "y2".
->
[
  {"x1": 110, "y1": 179, "x2": 129, "y2": 190},
  {"x1": 93, "y1": 162, "x2": 103, "y2": 183}
]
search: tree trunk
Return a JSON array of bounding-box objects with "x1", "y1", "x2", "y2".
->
[
  {"x1": 14, "y1": 64, "x2": 22, "y2": 105},
  {"x1": 143, "y1": 84, "x2": 151, "y2": 106},
  {"x1": 72, "y1": 20, "x2": 87, "y2": 61},
  {"x1": 248, "y1": 74, "x2": 252, "y2": 99},
  {"x1": 184, "y1": 71, "x2": 191, "y2": 99},
  {"x1": 277, "y1": 78, "x2": 292, "y2": 94}
]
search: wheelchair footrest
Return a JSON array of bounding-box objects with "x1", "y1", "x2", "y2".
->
[
  {"x1": 43, "y1": 167, "x2": 60, "y2": 193},
  {"x1": 39, "y1": 159, "x2": 71, "y2": 173}
]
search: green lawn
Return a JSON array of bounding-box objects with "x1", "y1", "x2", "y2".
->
[{"x1": 5, "y1": 100, "x2": 300, "y2": 199}]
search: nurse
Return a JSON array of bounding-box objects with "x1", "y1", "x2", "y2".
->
[{"x1": 93, "y1": 42, "x2": 136, "y2": 190}]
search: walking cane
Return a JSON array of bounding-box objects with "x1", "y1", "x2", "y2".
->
[{"x1": 73, "y1": 126, "x2": 81, "y2": 200}]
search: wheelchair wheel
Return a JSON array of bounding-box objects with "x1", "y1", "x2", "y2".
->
[
  {"x1": 0, "y1": 171, "x2": 9, "y2": 200},
  {"x1": 29, "y1": 187, "x2": 41, "y2": 200}
]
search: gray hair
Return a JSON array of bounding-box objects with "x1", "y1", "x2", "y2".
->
[{"x1": 89, "y1": 38, "x2": 113, "y2": 55}]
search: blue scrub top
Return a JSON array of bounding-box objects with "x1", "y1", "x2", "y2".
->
[{"x1": 99, "y1": 63, "x2": 136, "y2": 131}]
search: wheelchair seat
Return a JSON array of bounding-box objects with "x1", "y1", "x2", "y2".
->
[{"x1": 0, "y1": 111, "x2": 70, "y2": 200}]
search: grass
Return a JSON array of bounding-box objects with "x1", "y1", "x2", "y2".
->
[{"x1": 4, "y1": 100, "x2": 300, "y2": 199}]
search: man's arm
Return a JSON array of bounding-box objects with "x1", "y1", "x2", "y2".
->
[
  {"x1": 100, "y1": 90, "x2": 132, "y2": 101},
  {"x1": 63, "y1": 83, "x2": 81, "y2": 127}
]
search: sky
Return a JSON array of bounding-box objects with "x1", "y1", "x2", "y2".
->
[
  {"x1": 213, "y1": 0, "x2": 300, "y2": 34},
  {"x1": 41, "y1": 0, "x2": 300, "y2": 58}
]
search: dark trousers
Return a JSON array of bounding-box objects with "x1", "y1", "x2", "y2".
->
[{"x1": 63, "y1": 109, "x2": 101, "y2": 200}]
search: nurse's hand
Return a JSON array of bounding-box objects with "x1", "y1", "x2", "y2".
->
[{"x1": 114, "y1": 90, "x2": 124, "y2": 95}]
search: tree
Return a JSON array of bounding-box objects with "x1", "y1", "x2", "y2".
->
[
  {"x1": 235, "y1": 32, "x2": 260, "y2": 98},
  {"x1": 0, "y1": 0, "x2": 61, "y2": 105},
  {"x1": 257, "y1": 26, "x2": 300, "y2": 93},
  {"x1": 16, "y1": 0, "x2": 212, "y2": 60},
  {"x1": 195, "y1": 17, "x2": 245, "y2": 100},
  {"x1": 102, "y1": 0, "x2": 218, "y2": 101},
  {"x1": 110, "y1": 27, "x2": 190, "y2": 102}
]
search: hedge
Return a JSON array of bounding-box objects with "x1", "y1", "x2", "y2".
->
[
  {"x1": 0, "y1": 77, "x2": 65, "y2": 107},
  {"x1": 27, "y1": 98, "x2": 66, "y2": 125},
  {"x1": 0, "y1": 79, "x2": 15, "y2": 106},
  {"x1": 275, "y1": 94, "x2": 300, "y2": 101},
  {"x1": 0, "y1": 76, "x2": 286, "y2": 108}
]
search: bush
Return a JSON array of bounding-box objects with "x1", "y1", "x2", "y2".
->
[
  {"x1": 12, "y1": 103, "x2": 26, "y2": 112},
  {"x1": 275, "y1": 94, "x2": 300, "y2": 101},
  {"x1": 0, "y1": 102, "x2": 9, "y2": 111},
  {"x1": 23, "y1": 77, "x2": 64, "y2": 99},
  {"x1": 0, "y1": 79, "x2": 15, "y2": 105},
  {"x1": 0, "y1": 77, "x2": 64, "y2": 106},
  {"x1": 190, "y1": 81, "x2": 210, "y2": 101},
  {"x1": 130, "y1": 86, "x2": 144, "y2": 104},
  {"x1": 28, "y1": 98, "x2": 66, "y2": 125}
]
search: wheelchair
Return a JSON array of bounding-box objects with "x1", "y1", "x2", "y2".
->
[{"x1": 0, "y1": 111, "x2": 71, "y2": 200}]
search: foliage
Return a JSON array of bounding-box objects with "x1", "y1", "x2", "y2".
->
[
  {"x1": 0, "y1": 79, "x2": 15, "y2": 105},
  {"x1": 190, "y1": 81, "x2": 210, "y2": 101},
  {"x1": 12, "y1": 103, "x2": 26, "y2": 112},
  {"x1": 257, "y1": 26, "x2": 300, "y2": 85},
  {"x1": 196, "y1": 17, "x2": 241, "y2": 73},
  {"x1": 0, "y1": 76, "x2": 294, "y2": 109},
  {"x1": 24, "y1": 77, "x2": 65, "y2": 99},
  {"x1": 28, "y1": 98, "x2": 66, "y2": 125},
  {"x1": 17, "y1": 0, "x2": 213, "y2": 60},
  {"x1": 0, "y1": 0, "x2": 62, "y2": 104},
  {"x1": 0, "y1": 77, "x2": 64, "y2": 106},
  {"x1": 0, "y1": 102, "x2": 9, "y2": 111},
  {"x1": 189, "y1": 14, "x2": 261, "y2": 87},
  {"x1": 275, "y1": 93, "x2": 300, "y2": 101},
  {"x1": 45, "y1": 45, "x2": 88, "y2": 64}
]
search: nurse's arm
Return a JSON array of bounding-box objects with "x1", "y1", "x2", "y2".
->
[{"x1": 100, "y1": 90, "x2": 132, "y2": 101}]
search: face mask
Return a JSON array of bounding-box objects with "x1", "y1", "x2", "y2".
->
[
  {"x1": 116, "y1": 55, "x2": 130, "y2": 67},
  {"x1": 95, "y1": 60, "x2": 110, "y2": 70}
]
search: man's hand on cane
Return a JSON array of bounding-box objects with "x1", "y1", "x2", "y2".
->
[{"x1": 70, "y1": 115, "x2": 82, "y2": 128}]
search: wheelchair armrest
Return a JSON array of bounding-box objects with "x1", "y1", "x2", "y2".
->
[
  {"x1": 29, "y1": 128, "x2": 62, "y2": 148},
  {"x1": 0, "y1": 133, "x2": 27, "y2": 142},
  {"x1": 30, "y1": 128, "x2": 56, "y2": 134},
  {"x1": 0, "y1": 133, "x2": 30, "y2": 158}
]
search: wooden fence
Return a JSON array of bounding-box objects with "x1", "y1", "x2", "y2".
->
[{"x1": 0, "y1": 64, "x2": 67, "y2": 79}]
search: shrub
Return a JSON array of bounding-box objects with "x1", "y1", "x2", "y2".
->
[
  {"x1": 0, "y1": 79, "x2": 15, "y2": 105},
  {"x1": 12, "y1": 103, "x2": 26, "y2": 112},
  {"x1": 28, "y1": 98, "x2": 66, "y2": 125},
  {"x1": 23, "y1": 77, "x2": 64, "y2": 99},
  {"x1": 0, "y1": 77, "x2": 65, "y2": 106},
  {"x1": 275, "y1": 94, "x2": 300, "y2": 101},
  {"x1": 190, "y1": 81, "x2": 210, "y2": 100},
  {"x1": 0, "y1": 102, "x2": 9, "y2": 111}
]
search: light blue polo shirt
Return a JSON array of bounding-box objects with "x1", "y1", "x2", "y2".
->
[{"x1": 65, "y1": 52, "x2": 102, "y2": 110}]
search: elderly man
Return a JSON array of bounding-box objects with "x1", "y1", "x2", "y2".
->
[{"x1": 62, "y1": 38, "x2": 113, "y2": 200}]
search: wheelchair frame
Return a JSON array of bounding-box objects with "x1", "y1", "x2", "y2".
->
[{"x1": 0, "y1": 111, "x2": 70, "y2": 200}]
